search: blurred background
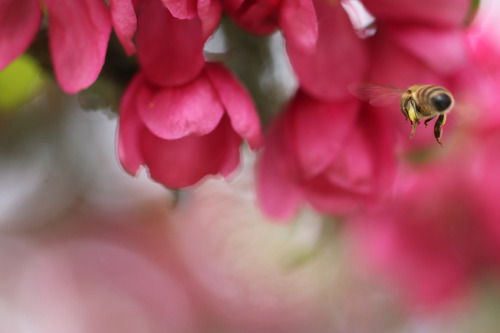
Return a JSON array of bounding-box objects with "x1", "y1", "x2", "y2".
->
[{"x1": 2, "y1": 0, "x2": 500, "y2": 332}]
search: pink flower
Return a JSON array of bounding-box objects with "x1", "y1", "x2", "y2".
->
[
  {"x1": 256, "y1": 90, "x2": 395, "y2": 220},
  {"x1": 160, "y1": 0, "x2": 222, "y2": 40},
  {"x1": 109, "y1": 0, "x2": 139, "y2": 55},
  {"x1": 360, "y1": 0, "x2": 472, "y2": 88},
  {"x1": 133, "y1": 0, "x2": 216, "y2": 87},
  {"x1": 222, "y1": 0, "x2": 318, "y2": 50},
  {"x1": 1, "y1": 219, "x2": 200, "y2": 332},
  {"x1": 450, "y1": 22, "x2": 500, "y2": 132},
  {"x1": 118, "y1": 62, "x2": 262, "y2": 188},
  {"x1": 348, "y1": 130, "x2": 500, "y2": 306},
  {"x1": 361, "y1": 0, "x2": 471, "y2": 28},
  {"x1": 361, "y1": 0, "x2": 474, "y2": 86},
  {"x1": 0, "y1": 0, "x2": 111, "y2": 94},
  {"x1": 286, "y1": 0, "x2": 368, "y2": 101},
  {"x1": 353, "y1": 0, "x2": 478, "y2": 148}
]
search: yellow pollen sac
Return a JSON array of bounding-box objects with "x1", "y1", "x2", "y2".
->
[
  {"x1": 407, "y1": 103, "x2": 417, "y2": 123},
  {"x1": 440, "y1": 114, "x2": 447, "y2": 126}
]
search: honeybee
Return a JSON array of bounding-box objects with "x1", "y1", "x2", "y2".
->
[{"x1": 348, "y1": 83, "x2": 455, "y2": 145}]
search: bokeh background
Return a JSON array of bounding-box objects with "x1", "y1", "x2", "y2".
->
[{"x1": 1, "y1": 0, "x2": 500, "y2": 332}]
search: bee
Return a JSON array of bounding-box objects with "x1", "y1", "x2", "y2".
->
[{"x1": 348, "y1": 83, "x2": 455, "y2": 145}]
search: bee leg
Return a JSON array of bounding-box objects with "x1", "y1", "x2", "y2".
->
[
  {"x1": 434, "y1": 114, "x2": 446, "y2": 146},
  {"x1": 405, "y1": 99, "x2": 420, "y2": 139},
  {"x1": 401, "y1": 98, "x2": 410, "y2": 122},
  {"x1": 410, "y1": 122, "x2": 418, "y2": 139},
  {"x1": 424, "y1": 115, "x2": 437, "y2": 128}
]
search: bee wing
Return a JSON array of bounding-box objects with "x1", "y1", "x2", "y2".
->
[{"x1": 348, "y1": 82, "x2": 402, "y2": 107}]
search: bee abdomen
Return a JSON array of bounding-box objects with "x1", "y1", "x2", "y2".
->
[{"x1": 416, "y1": 85, "x2": 452, "y2": 114}]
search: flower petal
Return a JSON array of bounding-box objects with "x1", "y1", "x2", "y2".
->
[
  {"x1": 221, "y1": 0, "x2": 245, "y2": 12},
  {"x1": 385, "y1": 25, "x2": 467, "y2": 74},
  {"x1": 137, "y1": 71, "x2": 224, "y2": 140},
  {"x1": 161, "y1": 0, "x2": 197, "y2": 19},
  {"x1": 287, "y1": 1, "x2": 367, "y2": 100},
  {"x1": 302, "y1": 105, "x2": 396, "y2": 215},
  {"x1": 366, "y1": 31, "x2": 447, "y2": 88},
  {"x1": 205, "y1": 62, "x2": 263, "y2": 149},
  {"x1": 198, "y1": 0, "x2": 223, "y2": 40},
  {"x1": 0, "y1": 0, "x2": 41, "y2": 70},
  {"x1": 110, "y1": 0, "x2": 137, "y2": 55},
  {"x1": 224, "y1": 0, "x2": 280, "y2": 35},
  {"x1": 44, "y1": 0, "x2": 111, "y2": 94},
  {"x1": 140, "y1": 115, "x2": 241, "y2": 188},
  {"x1": 287, "y1": 91, "x2": 360, "y2": 178},
  {"x1": 279, "y1": 0, "x2": 318, "y2": 51},
  {"x1": 256, "y1": 118, "x2": 302, "y2": 221},
  {"x1": 117, "y1": 73, "x2": 146, "y2": 175},
  {"x1": 361, "y1": 0, "x2": 470, "y2": 28},
  {"x1": 136, "y1": 0, "x2": 204, "y2": 86},
  {"x1": 303, "y1": 182, "x2": 365, "y2": 215}
]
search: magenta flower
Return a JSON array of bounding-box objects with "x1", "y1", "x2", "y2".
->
[
  {"x1": 109, "y1": 0, "x2": 138, "y2": 55},
  {"x1": 0, "y1": 0, "x2": 111, "y2": 94},
  {"x1": 118, "y1": 62, "x2": 262, "y2": 188},
  {"x1": 4, "y1": 219, "x2": 201, "y2": 332},
  {"x1": 349, "y1": 130, "x2": 500, "y2": 306},
  {"x1": 450, "y1": 24, "x2": 500, "y2": 132},
  {"x1": 286, "y1": 0, "x2": 368, "y2": 101},
  {"x1": 134, "y1": 0, "x2": 212, "y2": 87},
  {"x1": 354, "y1": 0, "x2": 476, "y2": 148},
  {"x1": 256, "y1": 91, "x2": 395, "y2": 220},
  {"x1": 222, "y1": 0, "x2": 318, "y2": 50},
  {"x1": 361, "y1": 0, "x2": 471, "y2": 28},
  {"x1": 160, "y1": 0, "x2": 222, "y2": 40},
  {"x1": 363, "y1": 0, "x2": 471, "y2": 86}
]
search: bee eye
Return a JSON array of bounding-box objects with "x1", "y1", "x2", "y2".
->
[{"x1": 431, "y1": 93, "x2": 452, "y2": 112}]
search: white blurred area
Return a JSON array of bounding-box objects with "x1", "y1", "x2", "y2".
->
[{"x1": 0, "y1": 93, "x2": 172, "y2": 229}]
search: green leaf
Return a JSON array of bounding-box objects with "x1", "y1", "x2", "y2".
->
[{"x1": 0, "y1": 55, "x2": 47, "y2": 113}]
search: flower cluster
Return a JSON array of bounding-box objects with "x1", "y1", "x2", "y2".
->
[
  {"x1": 344, "y1": 0, "x2": 500, "y2": 307},
  {"x1": 3, "y1": 0, "x2": 500, "y2": 310}
]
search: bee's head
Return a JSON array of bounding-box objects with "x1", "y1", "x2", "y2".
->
[{"x1": 431, "y1": 93, "x2": 453, "y2": 112}]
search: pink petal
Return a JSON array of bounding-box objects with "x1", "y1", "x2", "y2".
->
[
  {"x1": 0, "y1": 0, "x2": 41, "y2": 70},
  {"x1": 221, "y1": 0, "x2": 245, "y2": 12},
  {"x1": 279, "y1": 0, "x2": 318, "y2": 51},
  {"x1": 302, "y1": 106, "x2": 395, "y2": 215},
  {"x1": 136, "y1": 0, "x2": 204, "y2": 86},
  {"x1": 225, "y1": 0, "x2": 280, "y2": 35},
  {"x1": 44, "y1": 0, "x2": 111, "y2": 94},
  {"x1": 366, "y1": 31, "x2": 447, "y2": 88},
  {"x1": 140, "y1": 115, "x2": 241, "y2": 188},
  {"x1": 205, "y1": 62, "x2": 263, "y2": 149},
  {"x1": 322, "y1": 123, "x2": 375, "y2": 195},
  {"x1": 117, "y1": 73, "x2": 146, "y2": 175},
  {"x1": 256, "y1": 118, "x2": 302, "y2": 221},
  {"x1": 161, "y1": 0, "x2": 197, "y2": 19},
  {"x1": 198, "y1": 0, "x2": 223, "y2": 40},
  {"x1": 359, "y1": 106, "x2": 396, "y2": 202},
  {"x1": 109, "y1": 0, "x2": 137, "y2": 55},
  {"x1": 286, "y1": 1, "x2": 367, "y2": 100},
  {"x1": 303, "y1": 182, "x2": 364, "y2": 215},
  {"x1": 385, "y1": 25, "x2": 467, "y2": 74},
  {"x1": 361, "y1": 0, "x2": 470, "y2": 28},
  {"x1": 136, "y1": 71, "x2": 224, "y2": 140},
  {"x1": 287, "y1": 91, "x2": 359, "y2": 178}
]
